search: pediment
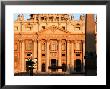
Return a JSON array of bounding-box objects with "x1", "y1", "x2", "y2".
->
[{"x1": 38, "y1": 25, "x2": 71, "y2": 35}]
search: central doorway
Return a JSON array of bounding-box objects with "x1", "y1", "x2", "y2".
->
[{"x1": 51, "y1": 59, "x2": 57, "y2": 72}]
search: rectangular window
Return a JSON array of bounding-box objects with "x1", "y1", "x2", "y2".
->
[
  {"x1": 42, "y1": 54, "x2": 45, "y2": 56},
  {"x1": 62, "y1": 26, "x2": 65, "y2": 30},
  {"x1": 62, "y1": 54, "x2": 65, "y2": 56},
  {"x1": 75, "y1": 27, "x2": 80, "y2": 30},
  {"x1": 56, "y1": 17, "x2": 59, "y2": 21},
  {"x1": 27, "y1": 52, "x2": 32, "y2": 56},
  {"x1": 27, "y1": 53, "x2": 31, "y2": 56},
  {"x1": 41, "y1": 17, "x2": 44, "y2": 20},
  {"x1": 42, "y1": 26, "x2": 45, "y2": 29},
  {"x1": 49, "y1": 16, "x2": 53, "y2": 21},
  {"x1": 76, "y1": 54, "x2": 80, "y2": 56},
  {"x1": 61, "y1": 17, "x2": 65, "y2": 20}
]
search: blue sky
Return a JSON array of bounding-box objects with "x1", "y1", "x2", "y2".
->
[
  {"x1": 14, "y1": 14, "x2": 81, "y2": 21},
  {"x1": 14, "y1": 13, "x2": 31, "y2": 20},
  {"x1": 14, "y1": 14, "x2": 97, "y2": 21},
  {"x1": 71, "y1": 14, "x2": 81, "y2": 20}
]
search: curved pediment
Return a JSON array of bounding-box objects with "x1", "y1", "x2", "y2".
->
[{"x1": 38, "y1": 25, "x2": 71, "y2": 35}]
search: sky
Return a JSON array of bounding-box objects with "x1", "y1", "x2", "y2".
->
[
  {"x1": 14, "y1": 14, "x2": 81, "y2": 21},
  {"x1": 14, "y1": 13, "x2": 31, "y2": 21},
  {"x1": 14, "y1": 14, "x2": 97, "y2": 22}
]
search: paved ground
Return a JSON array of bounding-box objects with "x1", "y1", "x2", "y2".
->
[{"x1": 14, "y1": 71, "x2": 96, "y2": 76}]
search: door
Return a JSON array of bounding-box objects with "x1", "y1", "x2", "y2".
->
[
  {"x1": 41, "y1": 63, "x2": 45, "y2": 72},
  {"x1": 62, "y1": 63, "x2": 66, "y2": 72},
  {"x1": 51, "y1": 59, "x2": 57, "y2": 72},
  {"x1": 76, "y1": 59, "x2": 81, "y2": 72}
]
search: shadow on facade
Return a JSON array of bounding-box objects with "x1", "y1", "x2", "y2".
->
[{"x1": 85, "y1": 32, "x2": 97, "y2": 76}]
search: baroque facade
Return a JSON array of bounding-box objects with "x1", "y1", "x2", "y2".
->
[{"x1": 14, "y1": 14, "x2": 95, "y2": 74}]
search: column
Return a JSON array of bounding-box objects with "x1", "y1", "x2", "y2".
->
[
  {"x1": 83, "y1": 40, "x2": 85, "y2": 72},
  {"x1": 67, "y1": 40, "x2": 70, "y2": 73},
  {"x1": 58, "y1": 40, "x2": 62, "y2": 72},
  {"x1": 38, "y1": 40, "x2": 41, "y2": 73},
  {"x1": 34, "y1": 39, "x2": 37, "y2": 59},
  {"x1": 71, "y1": 41, "x2": 74, "y2": 72},
  {"x1": 19, "y1": 41, "x2": 22, "y2": 72},
  {"x1": 33, "y1": 39, "x2": 37, "y2": 73},
  {"x1": 21, "y1": 40, "x2": 25, "y2": 72},
  {"x1": 46, "y1": 40, "x2": 50, "y2": 73}
]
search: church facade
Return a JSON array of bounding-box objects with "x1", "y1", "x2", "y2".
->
[{"x1": 14, "y1": 14, "x2": 94, "y2": 74}]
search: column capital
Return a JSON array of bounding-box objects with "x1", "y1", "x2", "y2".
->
[
  {"x1": 33, "y1": 39, "x2": 38, "y2": 42},
  {"x1": 75, "y1": 40, "x2": 81, "y2": 43},
  {"x1": 82, "y1": 40, "x2": 85, "y2": 43},
  {"x1": 66, "y1": 40, "x2": 71, "y2": 43},
  {"x1": 38, "y1": 39, "x2": 42, "y2": 42},
  {"x1": 46, "y1": 39, "x2": 50, "y2": 43},
  {"x1": 57, "y1": 39, "x2": 62, "y2": 43},
  {"x1": 70, "y1": 40, "x2": 74, "y2": 43},
  {"x1": 19, "y1": 39, "x2": 24, "y2": 43}
]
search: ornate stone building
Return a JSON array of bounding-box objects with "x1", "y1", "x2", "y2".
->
[{"x1": 14, "y1": 14, "x2": 95, "y2": 74}]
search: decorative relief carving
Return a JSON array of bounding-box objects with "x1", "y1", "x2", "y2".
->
[
  {"x1": 50, "y1": 25, "x2": 57, "y2": 33},
  {"x1": 50, "y1": 52, "x2": 57, "y2": 58},
  {"x1": 62, "y1": 43, "x2": 66, "y2": 51},
  {"x1": 41, "y1": 42, "x2": 46, "y2": 51},
  {"x1": 61, "y1": 40, "x2": 66, "y2": 51},
  {"x1": 50, "y1": 40, "x2": 58, "y2": 51},
  {"x1": 25, "y1": 40, "x2": 33, "y2": 51}
]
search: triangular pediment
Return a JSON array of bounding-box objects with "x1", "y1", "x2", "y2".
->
[{"x1": 38, "y1": 25, "x2": 71, "y2": 35}]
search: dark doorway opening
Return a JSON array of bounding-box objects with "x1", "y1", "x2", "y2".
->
[
  {"x1": 41, "y1": 63, "x2": 45, "y2": 72},
  {"x1": 75, "y1": 59, "x2": 81, "y2": 72},
  {"x1": 62, "y1": 63, "x2": 66, "y2": 72},
  {"x1": 51, "y1": 59, "x2": 57, "y2": 72}
]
